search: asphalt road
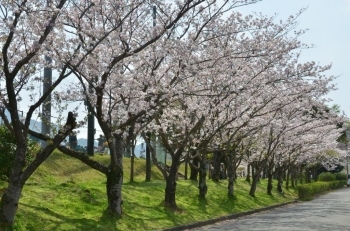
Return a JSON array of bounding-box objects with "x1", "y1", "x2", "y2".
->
[{"x1": 190, "y1": 188, "x2": 350, "y2": 231}]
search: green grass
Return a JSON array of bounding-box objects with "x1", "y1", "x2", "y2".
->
[{"x1": 1, "y1": 151, "x2": 298, "y2": 230}]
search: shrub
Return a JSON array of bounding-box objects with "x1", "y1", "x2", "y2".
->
[
  {"x1": 318, "y1": 172, "x2": 336, "y2": 182},
  {"x1": 0, "y1": 125, "x2": 38, "y2": 181},
  {"x1": 297, "y1": 180, "x2": 346, "y2": 200},
  {"x1": 334, "y1": 172, "x2": 347, "y2": 181}
]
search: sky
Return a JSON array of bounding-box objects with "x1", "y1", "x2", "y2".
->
[
  {"x1": 238, "y1": 0, "x2": 350, "y2": 115},
  {"x1": 12, "y1": 0, "x2": 350, "y2": 140}
]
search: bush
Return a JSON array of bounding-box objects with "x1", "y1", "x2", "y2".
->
[
  {"x1": 318, "y1": 172, "x2": 336, "y2": 182},
  {"x1": 0, "y1": 125, "x2": 38, "y2": 181},
  {"x1": 334, "y1": 172, "x2": 347, "y2": 181},
  {"x1": 297, "y1": 180, "x2": 346, "y2": 200}
]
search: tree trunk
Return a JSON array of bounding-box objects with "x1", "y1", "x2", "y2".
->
[
  {"x1": 291, "y1": 167, "x2": 295, "y2": 188},
  {"x1": 198, "y1": 156, "x2": 208, "y2": 198},
  {"x1": 262, "y1": 166, "x2": 267, "y2": 179},
  {"x1": 211, "y1": 150, "x2": 222, "y2": 181},
  {"x1": 130, "y1": 143, "x2": 135, "y2": 183},
  {"x1": 184, "y1": 159, "x2": 188, "y2": 180},
  {"x1": 249, "y1": 173, "x2": 260, "y2": 197},
  {"x1": 164, "y1": 157, "x2": 179, "y2": 209},
  {"x1": 0, "y1": 143, "x2": 27, "y2": 228},
  {"x1": 0, "y1": 181, "x2": 23, "y2": 228},
  {"x1": 125, "y1": 141, "x2": 131, "y2": 158},
  {"x1": 106, "y1": 136, "x2": 124, "y2": 216},
  {"x1": 249, "y1": 159, "x2": 267, "y2": 197},
  {"x1": 190, "y1": 155, "x2": 199, "y2": 181},
  {"x1": 246, "y1": 163, "x2": 251, "y2": 182},
  {"x1": 267, "y1": 172, "x2": 273, "y2": 195},
  {"x1": 145, "y1": 132, "x2": 151, "y2": 181},
  {"x1": 227, "y1": 153, "x2": 234, "y2": 197},
  {"x1": 252, "y1": 163, "x2": 255, "y2": 180},
  {"x1": 276, "y1": 167, "x2": 283, "y2": 193}
]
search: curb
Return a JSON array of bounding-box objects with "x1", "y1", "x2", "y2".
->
[{"x1": 163, "y1": 200, "x2": 299, "y2": 231}]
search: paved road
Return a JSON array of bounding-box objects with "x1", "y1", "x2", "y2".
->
[{"x1": 190, "y1": 188, "x2": 350, "y2": 231}]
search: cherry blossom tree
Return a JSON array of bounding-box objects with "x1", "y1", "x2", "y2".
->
[
  {"x1": 141, "y1": 8, "x2": 317, "y2": 205},
  {"x1": 54, "y1": 0, "x2": 260, "y2": 215},
  {"x1": 0, "y1": 0, "x2": 241, "y2": 225},
  {"x1": 0, "y1": 0, "x2": 345, "y2": 227},
  {"x1": 0, "y1": 0, "x2": 84, "y2": 227}
]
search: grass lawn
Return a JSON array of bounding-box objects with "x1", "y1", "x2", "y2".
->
[{"x1": 1, "y1": 151, "x2": 298, "y2": 231}]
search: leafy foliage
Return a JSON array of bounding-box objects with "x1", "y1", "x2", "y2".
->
[
  {"x1": 334, "y1": 172, "x2": 347, "y2": 181},
  {"x1": 0, "y1": 126, "x2": 38, "y2": 181},
  {"x1": 318, "y1": 172, "x2": 336, "y2": 182},
  {"x1": 297, "y1": 180, "x2": 346, "y2": 200}
]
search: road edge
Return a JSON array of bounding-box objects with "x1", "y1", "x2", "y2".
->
[{"x1": 163, "y1": 200, "x2": 299, "y2": 231}]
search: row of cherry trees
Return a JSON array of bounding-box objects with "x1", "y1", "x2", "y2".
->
[{"x1": 0, "y1": 0, "x2": 345, "y2": 228}]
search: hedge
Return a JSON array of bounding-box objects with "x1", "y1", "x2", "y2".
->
[
  {"x1": 297, "y1": 180, "x2": 346, "y2": 201},
  {"x1": 318, "y1": 172, "x2": 336, "y2": 181}
]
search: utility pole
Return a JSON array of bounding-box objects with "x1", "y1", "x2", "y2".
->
[
  {"x1": 145, "y1": 5, "x2": 157, "y2": 181},
  {"x1": 41, "y1": 58, "x2": 52, "y2": 148},
  {"x1": 41, "y1": 0, "x2": 52, "y2": 148},
  {"x1": 87, "y1": 84, "x2": 95, "y2": 156}
]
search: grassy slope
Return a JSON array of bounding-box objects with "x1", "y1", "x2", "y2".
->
[{"x1": 0, "y1": 151, "x2": 298, "y2": 231}]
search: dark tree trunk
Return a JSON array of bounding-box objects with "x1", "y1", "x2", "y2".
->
[
  {"x1": 0, "y1": 143, "x2": 26, "y2": 227},
  {"x1": 276, "y1": 166, "x2": 283, "y2": 193},
  {"x1": 190, "y1": 155, "x2": 199, "y2": 181},
  {"x1": 125, "y1": 142, "x2": 131, "y2": 158},
  {"x1": 227, "y1": 153, "x2": 235, "y2": 197},
  {"x1": 198, "y1": 156, "x2": 208, "y2": 198},
  {"x1": 252, "y1": 163, "x2": 255, "y2": 180},
  {"x1": 267, "y1": 172, "x2": 273, "y2": 195},
  {"x1": 291, "y1": 167, "x2": 295, "y2": 188},
  {"x1": 222, "y1": 162, "x2": 227, "y2": 179},
  {"x1": 249, "y1": 173, "x2": 260, "y2": 197},
  {"x1": 266, "y1": 160, "x2": 274, "y2": 195},
  {"x1": 145, "y1": 132, "x2": 151, "y2": 181},
  {"x1": 184, "y1": 159, "x2": 188, "y2": 180},
  {"x1": 130, "y1": 143, "x2": 135, "y2": 183},
  {"x1": 246, "y1": 163, "x2": 251, "y2": 182},
  {"x1": 0, "y1": 179, "x2": 24, "y2": 228},
  {"x1": 262, "y1": 166, "x2": 267, "y2": 179},
  {"x1": 211, "y1": 150, "x2": 222, "y2": 181},
  {"x1": 249, "y1": 159, "x2": 267, "y2": 197},
  {"x1": 106, "y1": 136, "x2": 124, "y2": 216},
  {"x1": 164, "y1": 157, "x2": 180, "y2": 209}
]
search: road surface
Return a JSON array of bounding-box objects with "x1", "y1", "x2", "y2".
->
[{"x1": 190, "y1": 188, "x2": 350, "y2": 231}]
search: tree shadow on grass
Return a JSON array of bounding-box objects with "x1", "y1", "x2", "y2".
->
[
  {"x1": 119, "y1": 201, "x2": 185, "y2": 230},
  {"x1": 20, "y1": 203, "x2": 124, "y2": 231}
]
